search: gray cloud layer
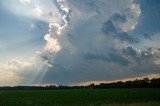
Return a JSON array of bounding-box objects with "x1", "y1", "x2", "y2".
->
[{"x1": 34, "y1": 0, "x2": 160, "y2": 85}]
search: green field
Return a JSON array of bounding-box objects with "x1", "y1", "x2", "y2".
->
[{"x1": 0, "y1": 89, "x2": 160, "y2": 106}]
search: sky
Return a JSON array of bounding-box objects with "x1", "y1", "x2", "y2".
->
[{"x1": 0, "y1": 0, "x2": 160, "y2": 86}]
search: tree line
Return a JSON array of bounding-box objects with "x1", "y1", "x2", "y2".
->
[{"x1": 0, "y1": 78, "x2": 160, "y2": 90}]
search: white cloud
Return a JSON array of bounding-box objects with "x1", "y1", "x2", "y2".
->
[
  {"x1": 20, "y1": 0, "x2": 31, "y2": 4},
  {"x1": 0, "y1": 55, "x2": 50, "y2": 86},
  {"x1": 43, "y1": 60, "x2": 53, "y2": 67},
  {"x1": 0, "y1": 0, "x2": 68, "y2": 86},
  {"x1": 0, "y1": 59, "x2": 34, "y2": 86},
  {"x1": 57, "y1": 0, "x2": 69, "y2": 13},
  {"x1": 0, "y1": 59, "x2": 33, "y2": 71},
  {"x1": 49, "y1": 23, "x2": 62, "y2": 35},
  {"x1": 121, "y1": 4, "x2": 141, "y2": 32},
  {"x1": 42, "y1": 0, "x2": 70, "y2": 54},
  {"x1": 44, "y1": 34, "x2": 61, "y2": 53},
  {"x1": 34, "y1": 5, "x2": 43, "y2": 17}
]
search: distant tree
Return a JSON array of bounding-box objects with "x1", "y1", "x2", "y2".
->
[
  {"x1": 0, "y1": 77, "x2": 160, "y2": 90},
  {"x1": 88, "y1": 83, "x2": 95, "y2": 89}
]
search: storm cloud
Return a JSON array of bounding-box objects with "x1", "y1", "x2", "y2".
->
[
  {"x1": 0, "y1": 0, "x2": 160, "y2": 86},
  {"x1": 37, "y1": 0, "x2": 160, "y2": 85}
]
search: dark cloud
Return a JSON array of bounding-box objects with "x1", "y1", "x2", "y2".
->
[
  {"x1": 38, "y1": 0, "x2": 160, "y2": 85},
  {"x1": 111, "y1": 13, "x2": 127, "y2": 23},
  {"x1": 83, "y1": 50, "x2": 130, "y2": 66},
  {"x1": 122, "y1": 46, "x2": 160, "y2": 65},
  {"x1": 102, "y1": 20, "x2": 117, "y2": 35},
  {"x1": 118, "y1": 32, "x2": 138, "y2": 43},
  {"x1": 102, "y1": 19, "x2": 138, "y2": 43},
  {"x1": 122, "y1": 45, "x2": 137, "y2": 57},
  {"x1": 143, "y1": 33, "x2": 152, "y2": 40}
]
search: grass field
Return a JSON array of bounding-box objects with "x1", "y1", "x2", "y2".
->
[{"x1": 0, "y1": 89, "x2": 160, "y2": 106}]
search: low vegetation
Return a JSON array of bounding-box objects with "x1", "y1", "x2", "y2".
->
[
  {"x1": 0, "y1": 89, "x2": 159, "y2": 106},
  {"x1": 0, "y1": 78, "x2": 160, "y2": 105}
]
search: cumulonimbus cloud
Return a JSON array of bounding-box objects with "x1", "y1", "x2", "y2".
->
[
  {"x1": 1, "y1": 0, "x2": 160, "y2": 86},
  {"x1": 38, "y1": 0, "x2": 160, "y2": 85}
]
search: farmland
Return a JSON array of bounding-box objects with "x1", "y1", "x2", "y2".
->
[{"x1": 0, "y1": 89, "x2": 159, "y2": 106}]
